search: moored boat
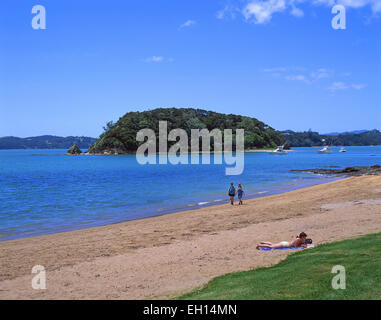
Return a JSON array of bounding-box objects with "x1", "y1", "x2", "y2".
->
[
  {"x1": 318, "y1": 146, "x2": 332, "y2": 154},
  {"x1": 271, "y1": 146, "x2": 287, "y2": 154}
]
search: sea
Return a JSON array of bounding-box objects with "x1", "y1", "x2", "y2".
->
[{"x1": 0, "y1": 146, "x2": 380, "y2": 241}]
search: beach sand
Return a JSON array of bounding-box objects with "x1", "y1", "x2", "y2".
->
[{"x1": 1, "y1": 175, "x2": 381, "y2": 299}]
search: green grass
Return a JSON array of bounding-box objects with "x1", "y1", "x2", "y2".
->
[{"x1": 179, "y1": 232, "x2": 381, "y2": 300}]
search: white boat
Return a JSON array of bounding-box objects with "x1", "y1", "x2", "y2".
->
[
  {"x1": 271, "y1": 146, "x2": 287, "y2": 154},
  {"x1": 318, "y1": 146, "x2": 332, "y2": 154},
  {"x1": 339, "y1": 147, "x2": 346, "y2": 153}
]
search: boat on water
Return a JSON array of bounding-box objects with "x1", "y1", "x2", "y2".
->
[
  {"x1": 339, "y1": 147, "x2": 346, "y2": 153},
  {"x1": 271, "y1": 146, "x2": 287, "y2": 154},
  {"x1": 318, "y1": 146, "x2": 333, "y2": 154}
]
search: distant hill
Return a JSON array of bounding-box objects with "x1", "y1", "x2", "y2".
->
[
  {"x1": 0, "y1": 135, "x2": 97, "y2": 150},
  {"x1": 88, "y1": 108, "x2": 285, "y2": 154},
  {"x1": 281, "y1": 129, "x2": 381, "y2": 147},
  {"x1": 322, "y1": 130, "x2": 369, "y2": 136}
]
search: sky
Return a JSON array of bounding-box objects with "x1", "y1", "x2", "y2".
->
[{"x1": 0, "y1": 0, "x2": 380, "y2": 138}]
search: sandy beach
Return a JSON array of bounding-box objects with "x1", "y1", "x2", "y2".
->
[{"x1": 1, "y1": 175, "x2": 381, "y2": 299}]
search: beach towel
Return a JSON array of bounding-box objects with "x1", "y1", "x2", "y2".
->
[
  {"x1": 257, "y1": 247, "x2": 305, "y2": 251},
  {"x1": 257, "y1": 244, "x2": 314, "y2": 251}
]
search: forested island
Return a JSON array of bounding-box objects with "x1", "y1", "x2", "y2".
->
[{"x1": 87, "y1": 108, "x2": 285, "y2": 154}]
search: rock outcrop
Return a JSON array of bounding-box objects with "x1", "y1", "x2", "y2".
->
[
  {"x1": 67, "y1": 143, "x2": 82, "y2": 155},
  {"x1": 292, "y1": 165, "x2": 381, "y2": 176}
]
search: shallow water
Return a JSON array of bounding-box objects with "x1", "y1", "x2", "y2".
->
[{"x1": 0, "y1": 146, "x2": 380, "y2": 241}]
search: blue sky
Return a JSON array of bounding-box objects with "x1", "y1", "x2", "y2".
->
[{"x1": 0, "y1": 0, "x2": 380, "y2": 137}]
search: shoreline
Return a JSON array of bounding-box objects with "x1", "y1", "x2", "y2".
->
[
  {"x1": 1, "y1": 174, "x2": 342, "y2": 242},
  {"x1": 76, "y1": 149, "x2": 288, "y2": 155},
  {"x1": 1, "y1": 175, "x2": 381, "y2": 299}
]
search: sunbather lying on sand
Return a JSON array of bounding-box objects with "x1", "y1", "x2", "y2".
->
[{"x1": 256, "y1": 232, "x2": 311, "y2": 249}]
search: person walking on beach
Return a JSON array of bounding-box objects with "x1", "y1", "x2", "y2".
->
[
  {"x1": 237, "y1": 183, "x2": 244, "y2": 205},
  {"x1": 228, "y1": 183, "x2": 236, "y2": 205}
]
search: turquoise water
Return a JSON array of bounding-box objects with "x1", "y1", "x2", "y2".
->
[{"x1": 0, "y1": 146, "x2": 380, "y2": 241}]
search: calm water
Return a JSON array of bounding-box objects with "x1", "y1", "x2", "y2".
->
[{"x1": 0, "y1": 146, "x2": 380, "y2": 241}]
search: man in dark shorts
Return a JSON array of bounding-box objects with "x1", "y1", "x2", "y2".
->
[{"x1": 228, "y1": 183, "x2": 236, "y2": 205}]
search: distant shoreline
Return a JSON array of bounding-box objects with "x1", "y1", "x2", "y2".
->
[{"x1": 1, "y1": 145, "x2": 379, "y2": 152}]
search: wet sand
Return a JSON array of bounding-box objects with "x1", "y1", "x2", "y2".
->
[{"x1": 1, "y1": 175, "x2": 381, "y2": 299}]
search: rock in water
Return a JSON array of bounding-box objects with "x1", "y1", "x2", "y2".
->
[
  {"x1": 67, "y1": 143, "x2": 82, "y2": 155},
  {"x1": 291, "y1": 165, "x2": 381, "y2": 176}
]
